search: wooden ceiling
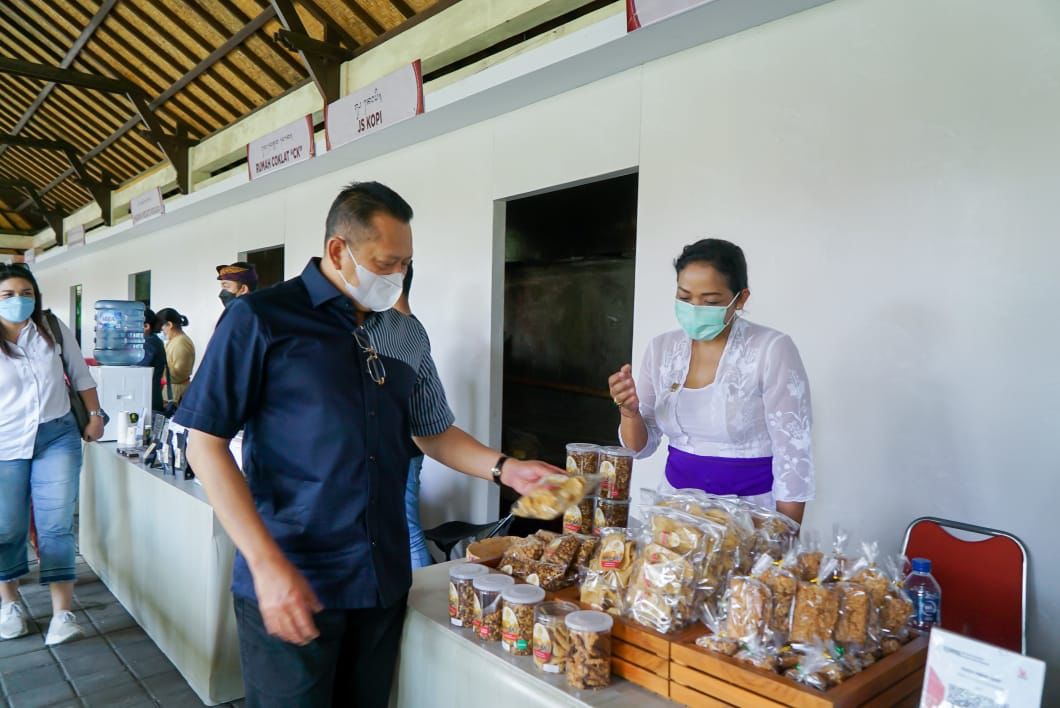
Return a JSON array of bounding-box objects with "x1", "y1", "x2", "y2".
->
[{"x1": 0, "y1": 0, "x2": 446, "y2": 237}]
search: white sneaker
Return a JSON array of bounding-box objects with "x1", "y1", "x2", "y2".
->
[
  {"x1": 0, "y1": 602, "x2": 29, "y2": 640},
  {"x1": 45, "y1": 610, "x2": 84, "y2": 646}
]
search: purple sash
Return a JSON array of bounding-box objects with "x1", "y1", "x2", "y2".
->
[{"x1": 664, "y1": 446, "x2": 773, "y2": 497}]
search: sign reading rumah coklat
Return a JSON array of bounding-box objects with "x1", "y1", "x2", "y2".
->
[
  {"x1": 67, "y1": 224, "x2": 85, "y2": 248},
  {"x1": 626, "y1": 0, "x2": 717, "y2": 31},
  {"x1": 130, "y1": 187, "x2": 165, "y2": 226},
  {"x1": 325, "y1": 61, "x2": 424, "y2": 150},
  {"x1": 246, "y1": 115, "x2": 315, "y2": 181}
]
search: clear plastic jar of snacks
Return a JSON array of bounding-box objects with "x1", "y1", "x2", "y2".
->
[
  {"x1": 598, "y1": 446, "x2": 634, "y2": 500},
  {"x1": 566, "y1": 443, "x2": 600, "y2": 476},
  {"x1": 565, "y1": 610, "x2": 614, "y2": 689},
  {"x1": 594, "y1": 498, "x2": 630, "y2": 532},
  {"x1": 501, "y1": 584, "x2": 546, "y2": 655},
  {"x1": 533, "y1": 600, "x2": 580, "y2": 673},
  {"x1": 448, "y1": 563, "x2": 489, "y2": 628},
  {"x1": 473, "y1": 574, "x2": 515, "y2": 641},
  {"x1": 563, "y1": 497, "x2": 595, "y2": 535}
]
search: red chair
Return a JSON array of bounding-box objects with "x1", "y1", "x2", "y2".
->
[{"x1": 902, "y1": 517, "x2": 1027, "y2": 653}]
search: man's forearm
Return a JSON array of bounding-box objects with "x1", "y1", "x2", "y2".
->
[
  {"x1": 412, "y1": 426, "x2": 499, "y2": 480},
  {"x1": 187, "y1": 431, "x2": 284, "y2": 568}
]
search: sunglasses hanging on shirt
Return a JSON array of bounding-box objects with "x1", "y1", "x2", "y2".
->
[{"x1": 353, "y1": 327, "x2": 386, "y2": 386}]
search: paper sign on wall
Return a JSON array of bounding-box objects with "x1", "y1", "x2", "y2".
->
[
  {"x1": 626, "y1": 0, "x2": 717, "y2": 31},
  {"x1": 130, "y1": 188, "x2": 165, "y2": 226},
  {"x1": 325, "y1": 61, "x2": 424, "y2": 150},
  {"x1": 247, "y1": 115, "x2": 315, "y2": 181},
  {"x1": 67, "y1": 224, "x2": 85, "y2": 248},
  {"x1": 23, "y1": 250, "x2": 35, "y2": 264},
  {"x1": 920, "y1": 629, "x2": 1044, "y2": 708}
]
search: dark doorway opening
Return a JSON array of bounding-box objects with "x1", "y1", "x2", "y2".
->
[
  {"x1": 241, "y1": 245, "x2": 285, "y2": 290},
  {"x1": 501, "y1": 172, "x2": 638, "y2": 523},
  {"x1": 129, "y1": 270, "x2": 150, "y2": 308}
]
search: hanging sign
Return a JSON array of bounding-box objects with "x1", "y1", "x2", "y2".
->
[
  {"x1": 67, "y1": 224, "x2": 85, "y2": 248},
  {"x1": 626, "y1": 0, "x2": 717, "y2": 31},
  {"x1": 246, "y1": 115, "x2": 315, "y2": 181},
  {"x1": 23, "y1": 249, "x2": 36, "y2": 264},
  {"x1": 130, "y1": 188, "x2": 165, "y2": 226},
  {"x1": 325, "y1": 61, "x2": 424, "y2": 150},
  {"x1": 921, "y1": 629, "x2": 1045, "y2": 708}
]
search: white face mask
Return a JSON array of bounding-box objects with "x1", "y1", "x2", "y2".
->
[{"x1": 339, "y1": 244, "x2": 403, "y2": 312}]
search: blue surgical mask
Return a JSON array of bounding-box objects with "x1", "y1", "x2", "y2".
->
[
  {"x1": 0, "y1": 296, "x2": 35, "y2": 324},
  {"x1": 674, "y1": 293, "x2": 740, "y2": 341}
]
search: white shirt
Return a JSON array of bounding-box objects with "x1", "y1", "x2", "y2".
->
[
  {"x1": 0, "y1": 317, "x2": 95, "y2": 460},
  {"x1": 621, "y1": 318, "x2": 815, "y2": 503}
]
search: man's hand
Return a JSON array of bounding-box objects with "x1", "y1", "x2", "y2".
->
[
  {"x1": 500, "y1": 459, "x2": 564, "y2": 494},
  {"x1": 82, "y1": 416, "x2": 104, "y2": 443},
  {"x1": 250, "y1": 555, "x2": 324, "y2": 646}
]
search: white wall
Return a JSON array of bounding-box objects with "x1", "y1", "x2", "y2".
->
[{"x1": 31, "y1": 0, "x2": 1058, "y2": 694}]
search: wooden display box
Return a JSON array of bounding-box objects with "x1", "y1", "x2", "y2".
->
[{"x1": 669, "y1": 634, "x2": 928, "y2": 708}]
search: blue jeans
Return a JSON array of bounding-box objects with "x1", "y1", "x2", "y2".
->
[
  {"x1": 0, "y1": 412, "x2": 82, "y2": 584},
  {"x1": 404, "y1": 455, "x2": 432, "y2": 570}
]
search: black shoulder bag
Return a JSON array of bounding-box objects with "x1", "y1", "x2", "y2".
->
[{"x1": 44, "y1": 310, "x2": 92, "y2": 435}]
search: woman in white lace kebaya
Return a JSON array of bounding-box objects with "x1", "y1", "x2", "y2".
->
[{"x1": 608, "y1": 239, "x2": 814, "y2": 523}]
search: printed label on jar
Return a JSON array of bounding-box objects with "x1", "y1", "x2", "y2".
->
[
  {"x1": 563, "y1": 506, "x2": 582, "y2": 533},
  {"x1": 472, "y1": 595, "x2": 482, "y2": 632},
  {"x1": 600, "y1": 460, "x2": 615, "y2": 495},
  {"x1": 448, "y1": 582, "x2": 458, "y2": 619},
  {"x1": 566, "y1": 455, "x2": 578, "y2": 475},
  {"x1": 502, "y1": 606, "x2": 519, "y2": 649},
  {"x1": 594, "y1": 507, "x2": 605, "y2": 529},
  {"x1": 533, "y1": 623, "x2": 552, "y2": 661}
]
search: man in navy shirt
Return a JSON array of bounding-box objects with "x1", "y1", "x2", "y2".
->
[{"x1": 178, "y1": 182, "x2": 558, "y2": 707}]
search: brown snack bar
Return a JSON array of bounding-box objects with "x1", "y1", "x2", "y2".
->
[
  {"x1": 835, "y1": 583, "x2": 870, "y2": 644},
  {"x1": 790, "y1": 581, "x2": 839, "y2": 643},
  {"x1": 540, "y1": 534, "x2": 580, "y2": 569},
  {"x1": 574, "y1": 535, "x2": 599, "y2": 569},
  {"x1": 724, "y1": 576, "x2": 773, "y2": 641},
  {"x1": 762, "y1": 564, "x2": 798, "y2": 635}
]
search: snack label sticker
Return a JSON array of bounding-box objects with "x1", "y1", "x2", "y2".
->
[{"x1": 447, "y1": 582, "x2": 458, "y2": 618}]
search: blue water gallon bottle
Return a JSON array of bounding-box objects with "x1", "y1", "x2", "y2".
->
[
  {"x1": 93, "y1": 300, "x2": 145, "y2": 365},
  {"x1": 904, "y1": 557, "x2": 942, "y2": 631}
]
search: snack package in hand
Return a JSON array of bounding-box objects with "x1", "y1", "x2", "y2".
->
[
  {"x1": 789, "y1": 557, "x2": 840, "y2": 644},
  {"x1": 512, "y1": 473, "x2": 600, "y2": 520}
]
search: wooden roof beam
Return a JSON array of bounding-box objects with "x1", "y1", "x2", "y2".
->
[
  {"x1": 271, "y1": 0, "x2": 348, "y2": 104},
  {"x1": 0, "y1": 56, "x2": 134, "y2": 95},
  {"x1": 0, "y1": 0, "x2": 116, "y2": 163},
  {"x1": 389, "y1": 0, "x2": 416, "y2": 20},
  {"x1": 301, "y1": 0, "x2": 361, "y2": 50},
  {"x1": 0, "y1": 179, "x2": 64, "y2": 245},
  {"x1": 0, "y1": 133, "x2": 114, "y2": 225}
]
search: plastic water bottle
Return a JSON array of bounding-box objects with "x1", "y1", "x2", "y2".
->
[
  {"x1": 905, "y1": 557, "x2": 942, "y2": 631},
  {"x1": 93, "y1": 300, "x2": 145, "y2": 365}
]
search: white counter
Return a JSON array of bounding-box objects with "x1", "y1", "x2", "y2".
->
[
  {"x1": 79, "y1": 443, "x2": 242, "y2": 705},
  {"x1": 393, "y1": 560, "x2": 677, "y2": 708}
]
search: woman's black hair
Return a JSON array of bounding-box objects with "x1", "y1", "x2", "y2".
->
[
  {"x1": 673, "y1": 238, "x2": 749, "y2": 294},
  {"x1": 155, "y1": 307, "x2": 189, "y2": 330},
  {"x1": 143, "y1": 308, "x2": 158, "y2": 335},
  {"x1": 0, "y1": 264, "x2": 54, "y2": 357}
]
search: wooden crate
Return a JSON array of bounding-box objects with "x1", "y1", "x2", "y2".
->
[{"x1": 669, "y1": 634, "x2": 928, "y2": 708}]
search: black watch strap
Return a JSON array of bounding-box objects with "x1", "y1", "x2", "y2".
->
[{"x1": 491, "y1": 455, "x2": 509, "y2": 486}]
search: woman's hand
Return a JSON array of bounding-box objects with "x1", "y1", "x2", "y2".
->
[
  {"x1": 83, "y1": 416, "x2": 104, "y2": 443},
  {"x1": 608, "y1": 364, "x2": 641, "y2": 419}
]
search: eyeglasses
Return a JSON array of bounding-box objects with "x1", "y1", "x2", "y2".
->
[{"x1": 353, "y1": 327, "x2": 386, "y2": 386}]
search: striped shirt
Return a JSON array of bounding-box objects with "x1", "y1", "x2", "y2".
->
[{"x1": 175, "y1": 258, "x2": 454, "y2": 609}]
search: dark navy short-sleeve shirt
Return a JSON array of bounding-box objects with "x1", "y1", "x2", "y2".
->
[{"x1": 174, "y1": 258, "x2": 455, "y2": 609}]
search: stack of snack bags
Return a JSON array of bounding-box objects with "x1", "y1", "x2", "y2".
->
[{"x1": 499, "y1": 530, "x2": 599, "y2": 592}]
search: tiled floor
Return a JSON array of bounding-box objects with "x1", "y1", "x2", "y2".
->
[{"x1": 0, "y1": 559, "x2": 244, "y2": 708}]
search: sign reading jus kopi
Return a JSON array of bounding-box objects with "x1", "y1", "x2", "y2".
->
[
  {"x1": 130, "y1": 188, "x2": 165, "y2": 226},
  {"x1": 325, "y1": 61, "x2": 424, "y2": 150},
  {"x1": 626, "y1": 0, "x2": 717, "y2": 31},
  {"x1": 247, "y1": 115, "x2": 315, "y2": 181}
]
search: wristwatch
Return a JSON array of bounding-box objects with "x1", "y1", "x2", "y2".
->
[
  {"x1": 88, "y1": 409, "x2": 105, "y2": 418},
  {"x1": 490, "y1": 455, "x2": 509, "y2": 486}
]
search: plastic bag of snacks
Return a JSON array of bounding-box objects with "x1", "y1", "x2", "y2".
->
[
  {"x1": 733, "y1": 635, "x2": 780, "y2": 673},
  {"x1": 743, "y1": 502, "x2": 800, "y2": 560},
  {"x1": 535, "y1": 529, "x2": 560, "y2": 543},
  {"x1": 878, "y1": 554, "x2": 914, "y2": 650},
  {"x1": 540, "y1": 534, "x2": 581, "y2": 568},
  {"x1": 580, "y1": 528, "x2": 635, "y2": 615},
  {"x1": 597, "y1": 446, "x2": 634, "y2": 500},
  {"x1": 721, "y1": 554, "x2": 775, "y2": 643},
  {"x1": 501, "y1": 584, "x2": 546, "y2": 655},
  {"x1": 512, "y1": 473, "x2": 600, "y2": 521},
  {"x1": 761, "y1": 548, "x2": 800, "y2": 638},
  {"x1": 831, "y1": 525, "x2": 852, "y2": 582},
  {"x1": 526, "y1": 560, "x2": 575, "y2": 592},
  {"x1": 784, "y1": 642, "x2": 845, "y2": 691},
  {"x1": 565, "y1": 610, "x2": 614, "y2": 689},
  {"x1": 533, "y1": 601, "x2": 579, "y2": 673},
  {"x1": 563, "y1": 497, "x2": 595, "y2": 534},
  {"x1": 624, "y1": 512, "x2": 704, "y2": 633},
  {"x1": 850, "y1": 542, "x2": 889, "y2": 610},
  {"x1": 473, "y1": 574, "x2": 515, "y2": 640},
  {"x1": 573, "y1": 534, "x2": 600, "y2": 569},
  {"x1": 498, "y1": 535, "x2": 546, "y2": 577},
  {"x1": 647, "y1": 490, "x2": 751, "y2": 586},
  {"x1": 790, "y1": 557, "x2": 840, "y2": 644},
  {"x1": 794, "y1": 532, "x2": 825, "y2": 582},
  {"x1": 566, "y1": 443, "x2": 600, "y2": 476},
  {"x1": 448, "y1": 563, "x2": 489, "y2": 628}
]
